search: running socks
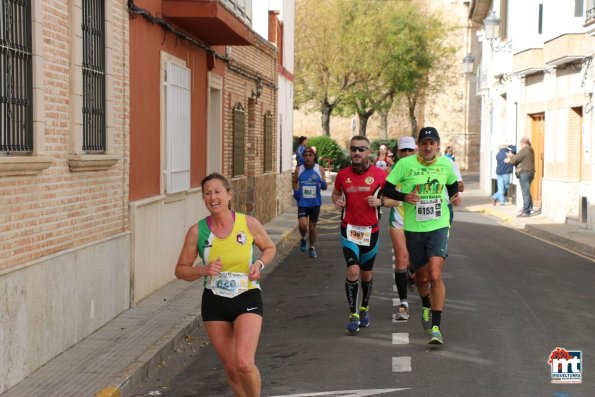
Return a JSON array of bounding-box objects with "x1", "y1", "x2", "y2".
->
[
  {"x1": 345, "y1": 279, "x2": 359, "y2": 314},
  {"x1": 421, "y1": 294, "x2": 431, "y2": 309},
  {"x1": 361, "y1": 279, "x2": 373, "y2": 308},
  {"x1": 395, "y1": 270, "x2": 408, "y2": 303},
  {"x1": 432, "y1": 310, "x2": 442, "y2": 328}
]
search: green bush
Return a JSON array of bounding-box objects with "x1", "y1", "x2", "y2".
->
[{"x1": 307, "y1": 136, "x2": 349, "y2": 172}]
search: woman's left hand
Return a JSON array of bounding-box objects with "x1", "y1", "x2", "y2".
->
[{"x1": 248, "y1": 261, "x2": 263, "y2": 281}]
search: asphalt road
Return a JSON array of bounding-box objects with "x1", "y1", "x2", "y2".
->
[{"x1": 133, "y1": 208, "x2": 595, "y2": 397}]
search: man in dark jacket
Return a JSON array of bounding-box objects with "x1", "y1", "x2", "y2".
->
[
  {"x1": 492, "y1": 144, "x2": 514, "y2": 205},
  {"x1": 506, "y1": 137, "x2": 536, "y2": 217}
]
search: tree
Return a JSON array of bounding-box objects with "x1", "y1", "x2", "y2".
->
[{"x1": 294, "y1": 0, "x2": 359, "y2": 136}]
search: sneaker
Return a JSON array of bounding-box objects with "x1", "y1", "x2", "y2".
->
[
  {"x1": 429, "y1": 325, "x2": 443, "y2": 344},
  {"x1": 299, "y1": 238, "x2": 307, "y2": 252},
  {"x1": 396, "y1": 304, "x2": 409, "y2": 321},
  {"x1": 346, "y1": 313, "x2": 360, "y2": 332},
  {"x1": 358, "y1": 306, "x2": 370, "y2": 327},
  {"x1": 309, "y1": 247, "x2": 318, "y2": 258},
  {"x1": 421, "y1": 307, "x2": 432, "y2": 333}
]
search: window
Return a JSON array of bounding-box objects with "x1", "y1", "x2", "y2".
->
[
  {"x1": 164, "y1": 62, "x2": 191, "y2": 193},
  {"x1": 538, "y1": 4, "x2": 543, "y2": 35},
  {"x1": 1, "y1": 0, "x2": 33, "y2": 153},
  {"x1": 232, "y1": 103, "x2": 245, "y2": 177},
  {"x1": 82, "y1": 0, "x2": 106, "y2": 152},
  {"x1": 575, "y1": 0, "x2": 584, "y2": 17},
  {"x1": 264, "y1": 111, "x2": 273, "y2": 172}
]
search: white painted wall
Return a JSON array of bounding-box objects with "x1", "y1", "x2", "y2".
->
[{"x1": 0, "y1": 234, "x2": 130, "y2": 393}]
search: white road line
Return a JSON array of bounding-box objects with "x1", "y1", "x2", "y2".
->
[
  {"x1": 392, "y1": 333, "x2": 409, "y2": 344},
  {"x1": 392, "y1": 356, "x2": 412, "y2": 372}
]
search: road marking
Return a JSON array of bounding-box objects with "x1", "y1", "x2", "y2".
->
[
  {"x1": 269, "y1": 389, "x2": 409, "y2": 397},
  {"x1": 392, "y1": 357, "x2": 412, "y2": 372},
  {"x1": 392, "y1": 333, "x2": 409, "y2": 344}
]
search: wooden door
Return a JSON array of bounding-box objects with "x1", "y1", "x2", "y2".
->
[{"x1": 530, "y1": 113, "x2": 545, "y2": 209}]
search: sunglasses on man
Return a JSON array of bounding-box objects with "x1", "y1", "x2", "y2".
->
[
  {"x1": 399, "y1": 148, "x2": 415, "y2": 153},
  {"x1": 350, "y1": 146, "x2": 369, "y2": 152}
]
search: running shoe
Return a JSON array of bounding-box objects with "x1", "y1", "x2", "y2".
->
[
  {"x1": 309, "y1": 247, "x2": 318, "y2": 258},
  {"x1": 358, "y1": 306, "x2": 370, "y2": 327},
  {"x1": 346, "y1": 313, "x2": 360, "y2": 332},
  {"x1": 396, "y1": 304, "x2": 409, "y2": 321},
  {"x1": 422, "y1": 307, "x2": 432, "y2": 333},
  {"x1": 299, "y1": 238, "x2": 307, "y2": 252},
  {"x1": 429, "y1": 325, "x2": 443, "y2": 344}
]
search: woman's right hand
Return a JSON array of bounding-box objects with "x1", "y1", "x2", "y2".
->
[{"x1": 204, "y1": 257, "x2": 222, "y2": 276}]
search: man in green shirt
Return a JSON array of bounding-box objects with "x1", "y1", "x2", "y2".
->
[{"x1": 382, "y1": 127, "x2": 461, "y2": 344}]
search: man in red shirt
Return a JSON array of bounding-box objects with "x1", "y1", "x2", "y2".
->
[{"x1": 332, "y1": 135, "x2": 388, "y2": 332}]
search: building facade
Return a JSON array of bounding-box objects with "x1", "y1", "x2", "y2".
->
[
  {"x1": 470, "y1": 0, "x2": 594, "y2": 227},
  {"x1": 0, "y1": 1, "x2": 130, "y2": 392},
  {"x1": 128, "y1": 0, "x2": 294, "y2": 304}
]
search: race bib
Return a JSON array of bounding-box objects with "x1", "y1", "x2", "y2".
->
[
  {"x1": 416, "y1": 199, "x2": 442, "y2": 221},
  {"x1": 346, "y1": 224, "x2": 372, "y2": 246},
  {"x1": 302, "y1": 185, "x2": 317, "y2": 199},
  {"x1": 209, "y1": 272, "x2": 249, "y2": 298}
]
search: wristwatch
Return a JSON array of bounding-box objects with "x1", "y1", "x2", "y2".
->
[{"x1": 380, "y1": 198, "x2": 385, "y2": 207}]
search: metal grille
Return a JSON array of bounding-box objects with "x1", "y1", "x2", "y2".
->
[
  {"x1": 0, "y1": 0, "x2": 33, "y2": 153},
  {"x1": 82, "y1": 0, "x2": 105, "y2": 152},
  {"x1": 264, "y1": 111, "x2": 272, "y2": 172},
  {"x1": 232, "y1": 103, "x2": 245, "y2": 177}
]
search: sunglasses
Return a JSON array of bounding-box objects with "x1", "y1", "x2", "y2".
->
[
  {"x1": 350, "y1": 146, "x2": 369, "y2": 152},
  {"x1": 399, "y1": 148, "x2": 415, "y2": 152}
]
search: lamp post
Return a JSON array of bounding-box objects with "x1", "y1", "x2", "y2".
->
[
  {"x1": 482, "y1": 10, "x2": 511, "y2": 52},
  {"x1": 463, "y1": 54, "x2": 475, "y2": 76}
]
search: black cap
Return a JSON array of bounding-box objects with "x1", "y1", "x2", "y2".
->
[{"x1": 418, "y1": 127, "x2": 440, "y2": 143}]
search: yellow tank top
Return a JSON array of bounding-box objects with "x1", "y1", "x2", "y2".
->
[{"x1": 197, "y1": 212, "x2": 260, "y2": 291}]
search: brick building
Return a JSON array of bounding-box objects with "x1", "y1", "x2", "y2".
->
[{"x1": 0, "y1": 1, "x2": 129, "y2": 392}]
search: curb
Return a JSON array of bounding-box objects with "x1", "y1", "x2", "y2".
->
[
  {"x1": 95, "y1": 209, "x2": 300, "y2": 397},
  {"x1": 524, "y1": 224, "x2": 595, "y2": 260}
]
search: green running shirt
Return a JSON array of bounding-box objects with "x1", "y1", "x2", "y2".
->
[{"x1": 386, "y1": 155, "x2": 458, "y2": 232}]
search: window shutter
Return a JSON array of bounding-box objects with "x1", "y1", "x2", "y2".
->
[
  {"x1": 165, "y1": 62, "x2": 191, "y2": 193},
  {"x1": 264, "y1": 111, "x2": 273, "y2": 172},
  {"x1": 233, "y1": 103, "x2": 245, "y2": 177}
]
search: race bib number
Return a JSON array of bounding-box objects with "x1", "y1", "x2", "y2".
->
[
  {"x1": 302, "y1": 185, "x2": 317, "y2": 199},
  {"x1": 416, "y1": 199, "x2": 441, "y2": 221},
  {"x1": 209, "y1": 272, "x2": 249, "y2": 298},
  {"x1": 346, "y1": 224, "x2": 372, "y2": 246}
]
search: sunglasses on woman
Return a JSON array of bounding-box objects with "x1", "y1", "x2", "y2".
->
[{"x1": 350, "y1": 146, "x2": 369, "y2": 152}]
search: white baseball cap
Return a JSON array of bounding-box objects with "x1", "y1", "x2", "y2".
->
[{"x1": 398, "y1": 136, "x2": 416, "y2": 150}]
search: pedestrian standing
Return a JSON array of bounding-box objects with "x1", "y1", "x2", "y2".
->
[
  {"x1": 295, "y1": 136, "x2": 308, "y2": 168},
  {"x1": 175, "y1": 173, "x2": 276, "y2": 397},
  {"x1": 506, "y1": 137, "x2": 536, "y2": 217},
  {"x1": 492, "y1": 144, "x2": 514, "y2": 206}
]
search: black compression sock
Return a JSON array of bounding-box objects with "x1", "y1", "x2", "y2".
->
[
  {"x1": 395, "y1": 270, "x2": 408, "y2": 301},
  {"x1": 345, "y1": 279, "x2": 359, "y2": 314},
  {"x1": 421, "y1": 294, "x2": 431, "y2": 308},
  {"x1": 431, "y1": 310, "x2": 442, "y2": 328},
  {"x1": 361, "y1": 278, "x2": 373, "y2": 308}
]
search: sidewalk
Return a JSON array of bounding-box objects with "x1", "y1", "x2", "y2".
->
[
  {"x1": 462, "y1": 189, "x2": 595, "y2": 260},
  {"x1": 1, "y1": 206, "x2": 301, "y2": 397},
  {"x1": 4, "y1": 186, "x2": 594, "y2": 397}
]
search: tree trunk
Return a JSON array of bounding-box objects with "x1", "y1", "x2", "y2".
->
[
  {"x1": 357, "y1": 108, "x2": 375, "y2": 136},
  {"x1": 320, "y1": 96, "x2": 338, "y2": 136},
  {"x1": 407, "y1": 95, "x2": 418, "y2": 139},
  {"x1": 379, "y1": 110, "x2": 388, "y2": 139}
]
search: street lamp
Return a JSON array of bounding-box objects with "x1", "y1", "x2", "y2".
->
[
  {"x1": 483, "y1": 10, "x2": 511, "y2": 52},
  {"x1": 463, "y1": 54, "x2": 475, "y2": 76}
]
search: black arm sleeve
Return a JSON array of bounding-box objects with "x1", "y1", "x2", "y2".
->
[
  {"x1": 446, "y1": 182, "x2": 459, "y2": 199},
  {"x1": 382, "y1": 181, "x2": 406, "y2": 201}
]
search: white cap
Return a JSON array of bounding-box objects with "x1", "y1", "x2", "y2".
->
[{"x1": 398, "y1": 136, "x2": 416, "y2": 150}]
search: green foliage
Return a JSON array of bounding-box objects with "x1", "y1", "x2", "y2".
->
[{"x1": 307, "y1": 136, "x2": 349, "y2": 172}]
